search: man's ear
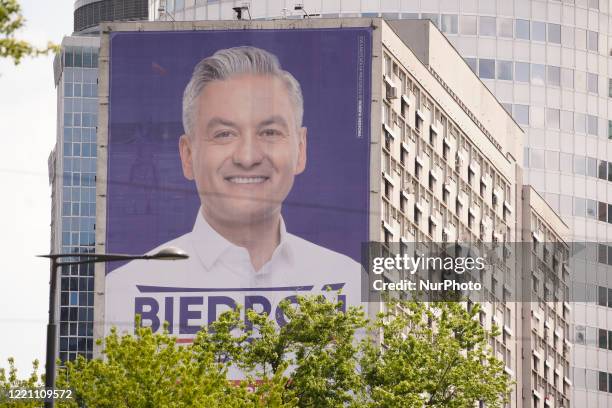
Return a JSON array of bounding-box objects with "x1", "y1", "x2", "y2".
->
[
  {"x1": 178, "y1": 134, "x2": 195, "y2": 180},
  {"x1": 295, "y1": 126, "x2": 307, "y2": 175}
]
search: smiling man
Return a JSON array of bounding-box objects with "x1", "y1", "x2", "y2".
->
[{"x1": 105, "y1": 46, "x2": 363, "y2": 337}]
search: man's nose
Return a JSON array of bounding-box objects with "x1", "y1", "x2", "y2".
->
[{"x1": 232, "y1": 133, "x2": 265, "y2": 168}]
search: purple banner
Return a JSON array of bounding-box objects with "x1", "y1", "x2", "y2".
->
[{"x1": 106, "y1": 28, "x2": 372, "y2": 269}]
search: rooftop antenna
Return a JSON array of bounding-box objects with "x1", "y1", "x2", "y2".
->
[
  {"x1": 294, "y1": 4, "x2": 319, "y2": 18},
  {"x1": 157, "y1": 0, "x2": 175, "y2": 21},
  {"x1": 294, "y1": 3, "x2": 309, "y2": 18},
  {"x1": 233, "y1": 3, "x2": 251, "y2": 20}
]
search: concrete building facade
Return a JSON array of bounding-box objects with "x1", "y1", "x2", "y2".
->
[
  {"x1": 146, "y1": 1, "x2": 612, "y2": 406},
  {"x1": 48, "y1": 0, "x2": 148, "y2": 365},
  {"x1": 88, "y1": 17, "x2": 572, "y2": 406}
]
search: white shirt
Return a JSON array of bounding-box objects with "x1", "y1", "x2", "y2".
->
[{"x1": 105, "y1": 209, "x2": 364, "y2": 340}]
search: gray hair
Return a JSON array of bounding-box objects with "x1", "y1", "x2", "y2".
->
[{"x1": 182, "y1": 46, "x2": 304, "y2": 136}]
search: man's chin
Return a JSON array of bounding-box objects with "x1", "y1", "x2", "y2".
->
[{"x1": 205, "y1": 207, "x2": 281, "y2": 228}]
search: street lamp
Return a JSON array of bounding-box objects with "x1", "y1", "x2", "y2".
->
[{"x1": 38, "y1": 247, "x2": 188, "y2": 408}]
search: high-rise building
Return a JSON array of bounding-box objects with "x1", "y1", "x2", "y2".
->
[
  {"x1": 48, "y1": 0, "x2": 148, "y2": 364},
  {"x1": 146, "y1": 2, "x2": 612, "y2": 406},
  {"x1": 89, "y1": 16, "x2": 571, "y2": 407}
]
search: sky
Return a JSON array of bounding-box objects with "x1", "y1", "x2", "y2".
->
[{"x1": 0, "y1": 0, "x2": 73, "y2": 376}]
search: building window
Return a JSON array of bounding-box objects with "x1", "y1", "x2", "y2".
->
[
  {"x1": 496, "y1": 61, "x2": 513, "y2": 80},
  {"x1": 460, "y1": 15, "x2": 477, "y2": 35},
  {"x1": 531, "y1": 64, "x2": 545, "y2": 86},
  {"x1": 515, "y1": 62, "x2": 529, "y2": 82},
  {"x1": 479, "y1": 16, "x2": 496, "y2": 36},
  {"x1": 532, "y1": 21, "x2": 546, "y2": 42},
  {"x1": 598, "y1": 328, "x2": 608, "y2": 349},
  {"x1": 441, "y1": 14, "x2": 458, "y2": 34},
  {"x1": 599, "y1": 160, "x2": 608, "y2": 180},
  {"x1": 599, "y1": 371, "x2": 608, "y2": 392},
  {"x1": 588, "y1": 30, "x2": 599, "y2": 52},
  {"x1": 479, "y1": 59, "x2": 495, "y2": 79},
  {"x1": 588, "y1": 73, "x2": 598, "y2": 94},
  {"x1": 546, "y1": 109, "x2": 560, "y2": 129},
  {"x1": 515, "y1": 19, "x2": 530, "y2": 40},
  {"x1": 561, "y1": 68, "x2": 574, "y2": 88},
  {"x1": 587, "y1": 115, "x2": 598, "y2": 136},
  {"x1": 513, "y1": 105, "x2": 529, "y2": 125},
  {"x1": 498, "y1": 18, "x2": 513, "y2": 38},
  {"x1": 548, "y1": 23, "x2": 561, "y2": 44},
  {"x1": 422, "y1": 13, "x2": 440, "y2": 28},
  {"x1": 547, "y1": 66, "x2": 560, "y2": 86},
  {"x1": 465, "y1": 57, "x2": 477, "y2": 74},
  {"x1": 601, "y1": 202, "x2": 609, "y2": 222}
]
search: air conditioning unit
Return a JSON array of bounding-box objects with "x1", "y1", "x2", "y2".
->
[
  {"x1": 455, "y1": 154, "x2": 463, "y2": 168},
  {"x1": 387, "y1": 85, "x2": 398, "y2": 100}
]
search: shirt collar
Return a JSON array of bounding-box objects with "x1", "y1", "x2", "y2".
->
[{"x1": 189, "y1": 208, "x2": 294, "y2": 272}]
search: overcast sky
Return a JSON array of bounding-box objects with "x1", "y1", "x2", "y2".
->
[{"x1": 0, "y1": 0, "x2": 73, "y2": 376}]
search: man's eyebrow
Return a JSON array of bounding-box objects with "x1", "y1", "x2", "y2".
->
[
  {"x1": 205, "y1": 117, "x2": 239, "y2": 132},
  {"x1": 257, "y1": 115, "x2": 290, "y2": 130}
]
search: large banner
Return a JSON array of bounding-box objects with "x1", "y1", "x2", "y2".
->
[{"x1": 104, "y1": 28, "x2": 372, "y2": 340}]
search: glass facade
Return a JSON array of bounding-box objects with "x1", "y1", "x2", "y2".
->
[{"x1": 56, "y1": 45, "x2": 99, "y2": 363}]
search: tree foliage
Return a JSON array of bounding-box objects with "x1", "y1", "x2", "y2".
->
[
  {"x1": 0, "y1": 357, "x2": 43, "y2": 407},
  {"x1": 360, "y1": 301, "x2": 512, "y2": 408},
  {"x1": 3, "y1": 296, "x2": 512, "y2": 407},
  {"x1": 0, "y1": 0, "x2": 58, "y2": 65}
]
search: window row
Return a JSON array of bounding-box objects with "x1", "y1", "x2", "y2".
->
[
  {"x1": 63, "y1": 112, "x2": 98, "y2": 128},
  {"x1": 418, "y1": 13, "x2": 599, "y2": 51},
  {"x1": 64, "y1": 83, "x2": 98, "y2": 98},
  {"x1": 62, "y1": 186, "x2": 96, "y2": 203},
  {"x1": 63, "y1": 67, "x2": 97, "y2": 84},
  {"x1": 60, "y1": 306, "x2": 94, "y2": 323},
  {"x1": 62, "y1": 201, "x2": 96, "y2": 217},
  {"x1": 59, "y1": 321, "x2": 93, "y2": 338},
  {"x1": 63, "y1": 126, "x2": 96, "y2": 143},
  {"x1": 59, "y1": 336, "x2": 94, "y2": 354},
  {"x1": 60, "y1": 262, "x2": 94, "y2": 277},
  {"x1": 62, "y1": 156, "x2": 97, "y2": 173},
  {"x1": 62, "y1": 170, "x2": 96, "y2": 188},
  {"x1": 526, "y1": 150, "x2": 612, "y2": 179},
  {"x1": 465, "y1": 57, "x2": 599, "y2": 94},
  {"x1": 572, "y1": 367, "x2": 607, "y2": 390},
  {"x1": 63, "y1": 142, "x2": 97, "y2": 158},
  {"x1": 61, "y1": 231, "x2": 95, "y2": 247},
  {"x1": 61, "y1": 291, "x2": 94, "y2": 307},
  {"x1": 63, "y1": 47, "x2": 99, "y2": 69},
  {"x1": 60, "y1": 276, "x2": 94, "y2": 293},
  {"x1": 544, "y1": 194, "x2": 612, "y2": 222},
  {"x1": 61, "y1": 216, "x2": 95, "y2": 233}
]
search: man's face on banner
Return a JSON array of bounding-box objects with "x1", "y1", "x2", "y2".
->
[{"x1": 179, "y1": 74, "x2": 307, "y2": 227}]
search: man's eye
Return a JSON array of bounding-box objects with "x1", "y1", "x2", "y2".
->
[
  {"x1": 261, "y1": 129, "x2": 282, "y2": 138},
  {"x1": 214, "y1": 131, "x2": 234, "y2": 139}
]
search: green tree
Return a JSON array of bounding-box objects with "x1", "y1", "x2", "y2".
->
[
  {"x1": 0, "y1": 0, "x2": 57, "y2": 64},
  {"x1": 55, "y1": 317, "x2": 290, "y2": 408},
  {"x1": 49, "y1": 296, "x2": 511, "y2": 408},
  {"x1": 0, "y1": 357, "x2": 43, "y2": 407},
  {"x1": 360, "y1": 301, "x2": 512, "y2": 408}
]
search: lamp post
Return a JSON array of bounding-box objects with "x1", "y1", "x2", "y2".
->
[{"x1": 38, "y1": 247, "x2": 188, "y2": 408}]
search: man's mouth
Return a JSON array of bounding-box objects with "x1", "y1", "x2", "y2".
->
[{"x1": 225, "y1": 176, "x2": 269, "y2": 184}]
